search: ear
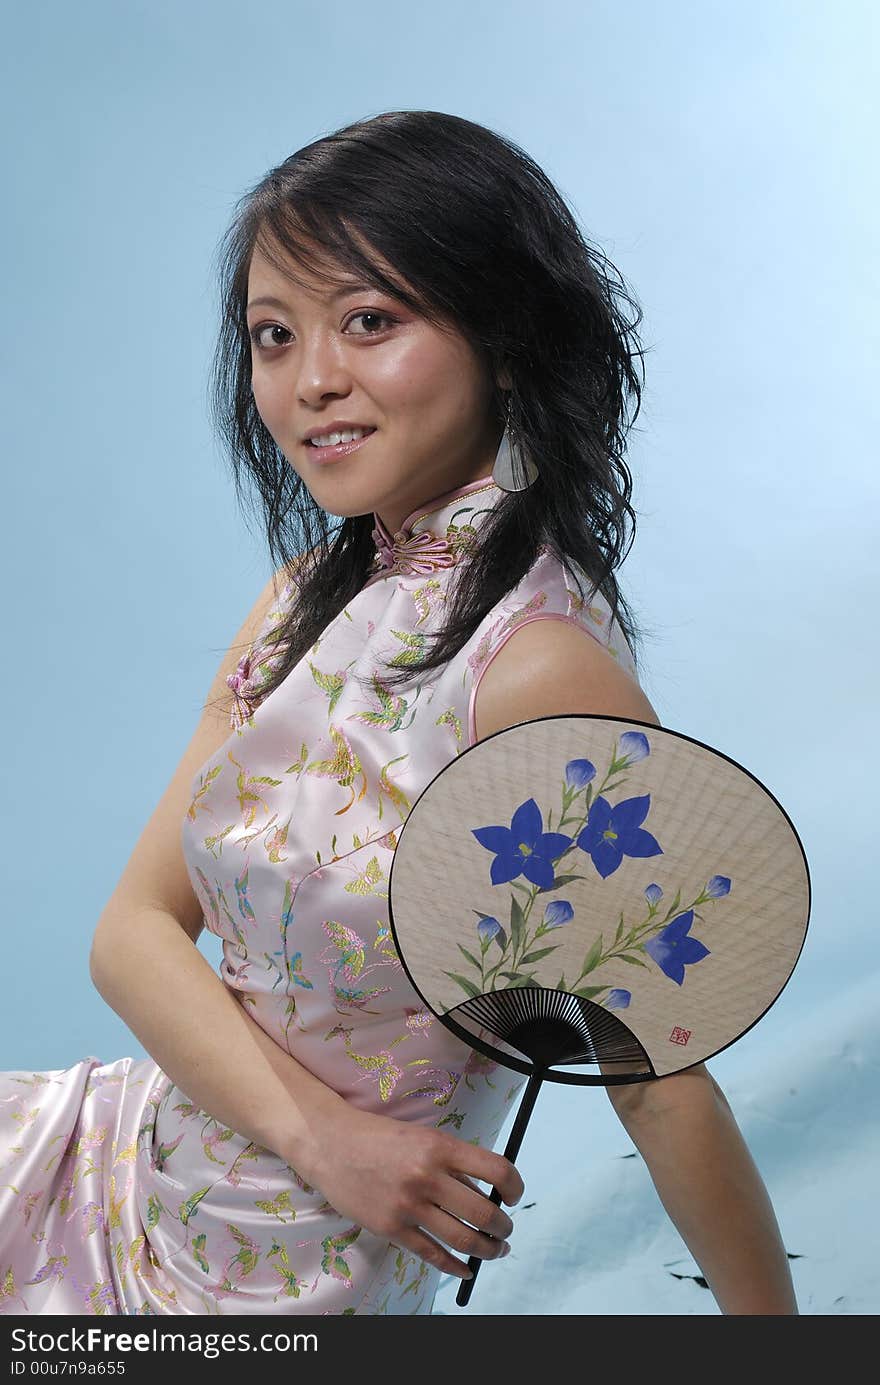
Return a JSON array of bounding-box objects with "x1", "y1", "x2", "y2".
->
[{"x1": 495, "y1": 363, "x2": 513, "y2": 391}]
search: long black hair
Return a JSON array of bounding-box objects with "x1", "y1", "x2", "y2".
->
[{"x1": 208, "y1": 109, "x2": 653, "y2": 703}]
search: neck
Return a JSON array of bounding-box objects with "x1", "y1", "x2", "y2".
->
[{"x1": 375, "y1": 470, "x2": 497, "y2": 540}]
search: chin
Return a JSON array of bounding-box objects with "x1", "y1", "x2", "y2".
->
[{"x1": 306, "y1": 487, "x2": 382, "y2": 522}]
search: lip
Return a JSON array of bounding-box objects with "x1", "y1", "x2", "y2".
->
[
  {"x1": 303, "y1": 420, "x2": 374, "y2": 442},
  {"x1": 303, "y1": 427, "x2": 377, "y2": 464}
]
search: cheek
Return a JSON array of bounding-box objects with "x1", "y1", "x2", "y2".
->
[
  {"x1": 365, "y1": 347, "x2": 429, "y2": 404},
  {"x1": 250, "y1": 370, "x2": 283, "y2": 430},
  {"x1": 372, "y1": 342, "x2": 473, "y2": 420}
]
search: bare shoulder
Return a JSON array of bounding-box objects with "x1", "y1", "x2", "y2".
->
[{"x1": 473, "y1": 615, "x2": 660, "y2": 744}]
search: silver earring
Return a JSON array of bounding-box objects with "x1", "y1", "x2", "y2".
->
[{"x1": 492, "y1": 393, "x2": 539, "y2": 492}]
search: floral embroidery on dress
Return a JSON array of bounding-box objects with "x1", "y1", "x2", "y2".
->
[
  {"x1": 226, "y1": 577, "x2": 300, "y2": 732},
  {"x1": 227, "y1": 636, "x2": 286, "y2": 733}
]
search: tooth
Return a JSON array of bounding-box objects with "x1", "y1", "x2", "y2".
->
[{"x1": 311, "y1": 428, "x2": 369, "y2": 446}]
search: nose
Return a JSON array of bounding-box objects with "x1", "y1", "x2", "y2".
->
[{"x1": 295, "y1": 331, "x2": 353, "y2": 406}]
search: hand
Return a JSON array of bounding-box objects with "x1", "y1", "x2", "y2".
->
[{"x1": 296, "y1": 1099, "x2": 524, "y2": 1281}]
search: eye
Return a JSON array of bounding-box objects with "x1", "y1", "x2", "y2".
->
[
  {"x1": 249, "y1": 323, "x2": 292, "y2": 350},
  {"x1": 346, "y1": 311, "x2": 395, "y2": 335},
  {"x1": 248, "y1": 311, "x2": 396, "y2": 352}
]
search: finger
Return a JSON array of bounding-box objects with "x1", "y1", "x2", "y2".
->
[
  {"x1": 455, "y1": 1149, "x2": 525, "y2": 1207},
  {"x1": 392, "y1": 1227, "x2": 475, "y2": 1281},
  {"x1": 439, "y1": 1176, "x2": 514, "y2": 1242},
  {"x1": 421, "y1": 1203, "x2": 511, "y2": 1263},
  {"x1": 448, "y1": 1170, "x2": 481, "y2": 1195}
]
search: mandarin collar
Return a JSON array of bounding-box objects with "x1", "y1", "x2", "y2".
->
[{"x1": 368, "y1": 476, "x2": 505, "y2": 579}]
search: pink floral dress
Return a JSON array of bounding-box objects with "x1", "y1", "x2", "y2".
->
[{"x1": 0, "y1": 476, "x2": 639, "y2": 1315}]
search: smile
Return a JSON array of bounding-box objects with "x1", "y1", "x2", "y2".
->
[{"x1": 304, "y1": 428, "x2": 377, "y2": 464}]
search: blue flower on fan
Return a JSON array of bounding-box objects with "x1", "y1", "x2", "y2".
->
[
  {"x1": 576, "y1": 794, "x2": 663, "y2": 880},
  {"x1": 617, "y1": 731, "x2": 650, "y2": 764},
  {"x1": 644, "y1": 910, "x2": 710, "y2": 985},
  {"x1": 543, "y1": 900, "x2": 574, "y2": 930},
  {"x1": 477, "y1": 916, "x2": 507, "y2": 948},
  {"x1": 472, "y1": 797, "x2": 573, "y2": 889},
  {"x1": 606, "y1": 989, "x2": 632, "y2": 1009},
  {"x1": 565, "y1": 758, "x2": 596, "y2": 789}
]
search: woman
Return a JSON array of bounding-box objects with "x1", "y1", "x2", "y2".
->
[{"x1": 0, "y1": 110, "x2": 797, "y2": 1315}]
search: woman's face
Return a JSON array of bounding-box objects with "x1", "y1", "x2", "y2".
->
[{"x1": 246, "y1": 235, "x2": 505, "y2": 535}]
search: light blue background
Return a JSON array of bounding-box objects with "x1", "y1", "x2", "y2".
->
[{"x1": 2, "y1": 0, "x2": 876, "y2": 1314}]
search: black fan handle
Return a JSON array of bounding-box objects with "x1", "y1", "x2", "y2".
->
[{"x1": 455, "y1": 1067, "x2": 545, "y2": 1307}]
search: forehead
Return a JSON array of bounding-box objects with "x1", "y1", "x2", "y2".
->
[
  {"x1": 247, "y1": 230, "x2": 401, "y2": 304},
  {"x1": 248, "y1": 249, "x2": 350, "y2": 301}
]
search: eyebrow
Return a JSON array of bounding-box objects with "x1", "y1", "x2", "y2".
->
[{"x1": 246, "y1": 283, "x2": 375, "y2": 313}]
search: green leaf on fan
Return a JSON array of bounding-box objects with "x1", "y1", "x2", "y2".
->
[
  {"x1": 574, "y1": 986, "x2": 605, "y2": 999},
  {"x1": 510, "y1": 896, "x2": 525, "y2": 954},
  {"x1": 457, "y1": 944, "x2": 482, "y2": 969},
  {"x1": 618, "y1": 953, "x2": 649, "y2": 967},
  {"x1": 443, "y1": 970, "x2": 480, "y2": 998},
  {"x1": 581, "y1": 934, "x2": 603, "y2": 976},
  {"x1": 520, "y1": 946, "x2": 559, "y2": 964}
]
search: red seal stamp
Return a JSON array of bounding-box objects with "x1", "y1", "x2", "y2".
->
[{"x1": 669, "y1": 1026, "x2": 691, "y2": 1045}]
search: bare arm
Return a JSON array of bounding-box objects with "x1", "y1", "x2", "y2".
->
[
  {"x1": 89, "y1": 571, "x2": 522, "y2": 1280},
  {"x1": 90, "y1": 902, "x2": 342, "y2": 1163},
  {"x1": 608, "y1": 1065, "x2": 797, "y2": 1314},
  {"x1": 472, "y1": 615, "x2": 797, "y2": 1314}
]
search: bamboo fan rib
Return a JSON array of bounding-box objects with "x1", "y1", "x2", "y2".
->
[{"x1": 451, "y1": 986, "x2": 651, "y2": 1068}]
